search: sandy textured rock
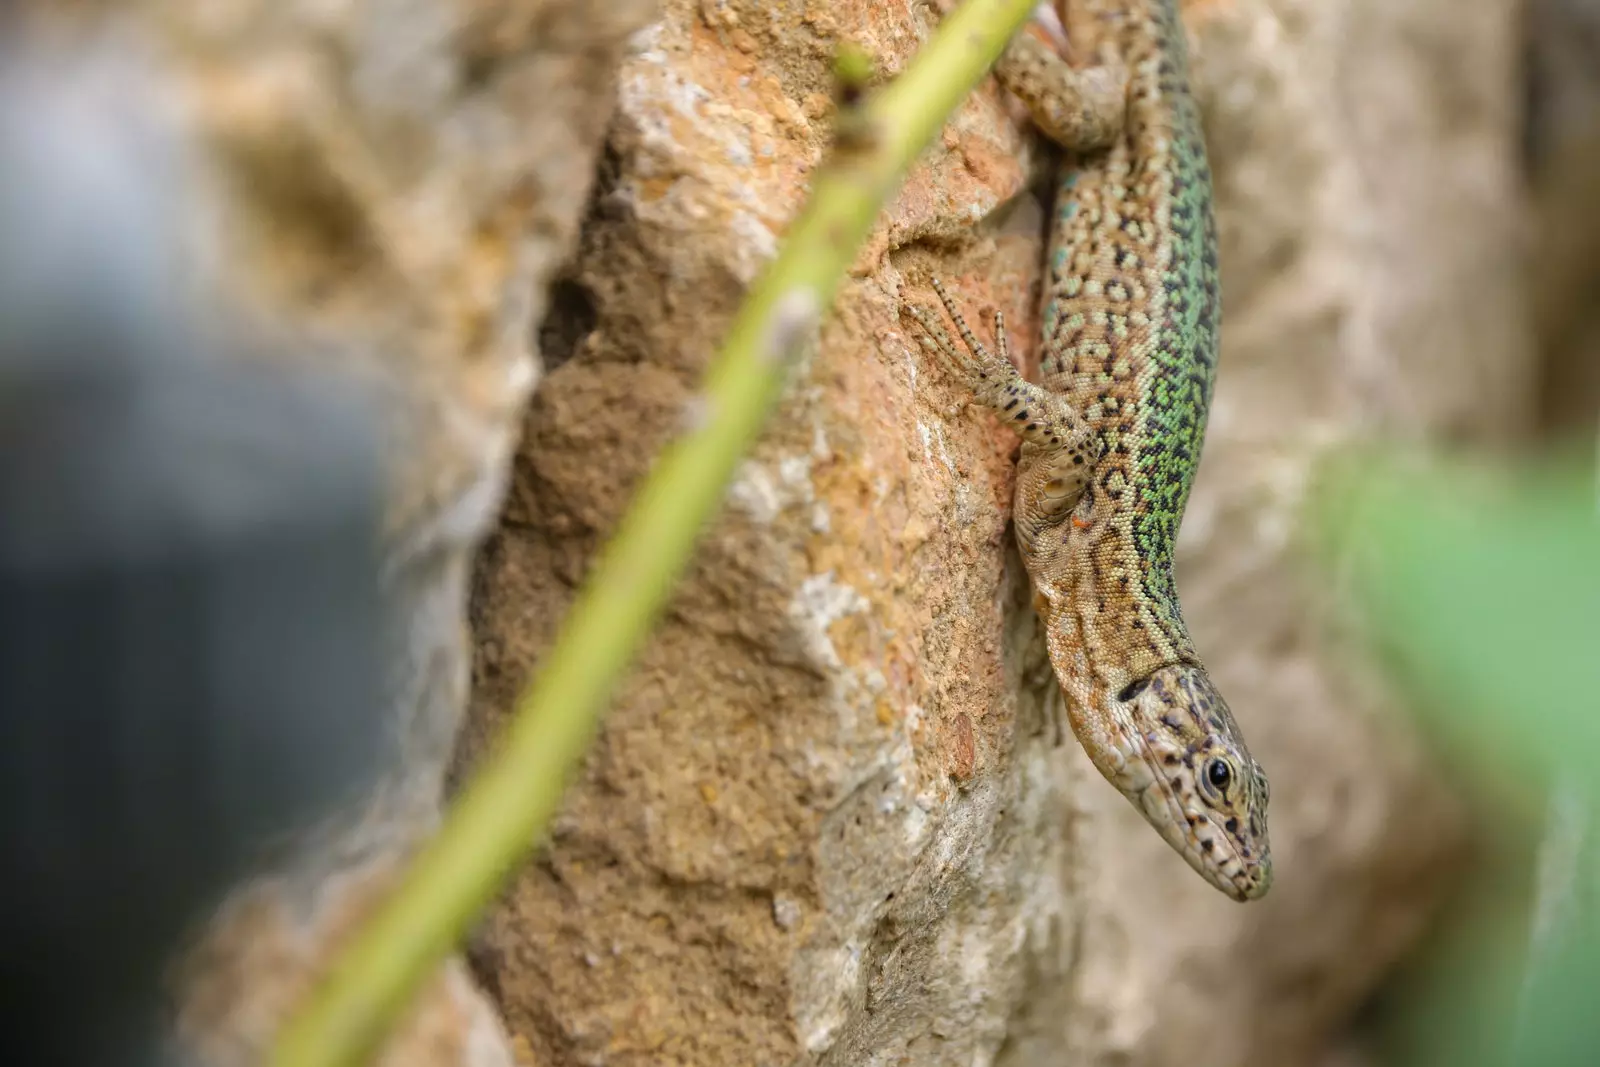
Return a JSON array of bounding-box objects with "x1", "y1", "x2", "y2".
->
[
  {"x1": 460, "y1": 1, "x2": 1524, "y2": 1066},
  {"x1": 11, "y1": 0, "x2": 654, "y2": 1063}
]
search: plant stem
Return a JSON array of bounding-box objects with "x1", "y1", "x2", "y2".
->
[{"x1": 269, "y1": 2, "x2": 1043, "y2": 1063}]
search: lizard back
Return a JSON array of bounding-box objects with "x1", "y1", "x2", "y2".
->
[{"x1": 1038, "y1": 0, "x2": 1220, "y2": 679}]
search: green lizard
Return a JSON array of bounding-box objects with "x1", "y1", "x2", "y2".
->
[{"x1": 901, "y1": 0, "x2": 1272, "y2": 901}]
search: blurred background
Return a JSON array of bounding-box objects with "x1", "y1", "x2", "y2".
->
[{"x1": 2, "y1": 1, "x2": 1597, "y2": 1065}]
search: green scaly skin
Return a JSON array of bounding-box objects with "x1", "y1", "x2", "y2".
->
[{"x1": 902, "y1": 0, "x2": 1272, "y2": 900}]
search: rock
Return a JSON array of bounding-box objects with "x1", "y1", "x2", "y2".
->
[
  {"x1": 463, "y1": 0, "x2": 1518, "y2": 1065},
  {"x1": 3, "y1": 0, "x2": 657, "y2": 1062}
]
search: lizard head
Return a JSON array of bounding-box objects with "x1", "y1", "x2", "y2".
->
[{"x1": 1109, "y1": 664, "x2": 1273, "y2": 901}]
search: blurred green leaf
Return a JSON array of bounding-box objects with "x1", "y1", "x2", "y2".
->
[
  {"x1": 1310, "y1": 451, "x2": 1600, "y2": 772},
  {"x1": 1308, "y1": 448, "x2": 1600, "y2": 1067}
]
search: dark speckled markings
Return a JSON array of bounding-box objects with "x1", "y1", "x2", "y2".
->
[{"x1": 900, "y1": 0, "x2": 1271, "y2": 901}]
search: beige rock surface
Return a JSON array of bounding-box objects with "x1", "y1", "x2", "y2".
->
[
  {"x1": 462, "y1": 1, "x2": 1526, "y2": 1066},
  {"x1": 12, "y1": 0, "x2": 655, "y2": 1063}
]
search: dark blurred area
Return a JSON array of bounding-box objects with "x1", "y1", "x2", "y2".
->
[
  {"x1": 1524, "y1": 0, "x2": 1600, "y2": 440},
  {"x1": 0, "y1": 35, "x2": 390, "y2": 1067}
]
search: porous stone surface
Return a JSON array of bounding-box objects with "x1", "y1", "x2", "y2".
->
[
  {"x1": 461, "y1": 1, "x2": 1526, "y2": 1066},
  {"x1": 9, "y1": 0, "x2": 657, "y2": 1063}
]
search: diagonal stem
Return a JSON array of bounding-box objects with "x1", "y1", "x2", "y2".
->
[{"x1": 268, "y1": 1, "x2": 1046, "y2": 1064}]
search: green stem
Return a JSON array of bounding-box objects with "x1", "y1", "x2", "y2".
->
[{"x1": 269, "y1": 1, "x2": 1041, "y2": 1063}]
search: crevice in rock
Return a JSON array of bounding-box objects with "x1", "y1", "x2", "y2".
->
[{"x1": 536, "y1": 275, "x2": 600, "y2": 373}]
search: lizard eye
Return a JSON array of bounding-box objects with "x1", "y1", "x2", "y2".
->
[{"x1": 1206, "y1": 759, "x2": 1232, "y2": 791}]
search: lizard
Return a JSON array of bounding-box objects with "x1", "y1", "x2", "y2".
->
[{"x1": 900, "y1": 0, "x2": 1272, "y2": 901}]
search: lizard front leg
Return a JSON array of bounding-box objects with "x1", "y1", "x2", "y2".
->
[{"x1": 899, "y1": 277, "x2": 1102, "y2": 556}]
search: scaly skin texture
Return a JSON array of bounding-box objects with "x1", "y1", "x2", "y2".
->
[{"x1": 901, "y1": 0, "x2": 1272, "y2": 901}]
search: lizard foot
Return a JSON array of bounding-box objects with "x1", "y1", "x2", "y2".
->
[
  {"x1": 900, "y1": 276, "x2": 1097, "y2": 456},
  {"x1": 900, "y1": 276, "x2": 1102, "y2": 538},
  {"x1": 900, "y1": 276, "x2": 1016, "y2": 398}
]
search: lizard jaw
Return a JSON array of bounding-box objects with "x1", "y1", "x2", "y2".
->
[{"x1": 1127, "y1": 760, "x2": 1271, "y2": 902}]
